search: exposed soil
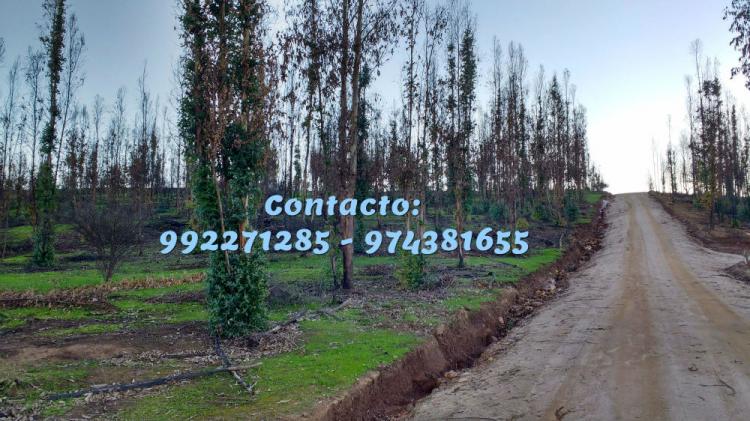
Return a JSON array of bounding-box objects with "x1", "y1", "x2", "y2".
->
[
  {"x1": 409, "y1": 193, "x2": 750, "y2": 420},
  {"x1": 0, "y1": 322, "x2": 209, "y2": 364}
]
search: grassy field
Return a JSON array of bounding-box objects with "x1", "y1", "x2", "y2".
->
[{"x1": 0, "y1": 193, "x2": 601, "y2": 419}]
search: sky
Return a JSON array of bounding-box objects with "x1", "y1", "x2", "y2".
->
[{"x1": 1, "y1": 0, "x2": 748, "y2": 194}]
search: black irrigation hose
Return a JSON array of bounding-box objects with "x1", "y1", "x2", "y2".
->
[{"x1": 45, "y1": 364, "x2": 259, "y2": 401}]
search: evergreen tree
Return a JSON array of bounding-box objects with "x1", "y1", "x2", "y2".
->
[
  {"x1": 180, "y1": 0, "x2": 270, "y2": 337},
  {"x1": 33, "y1": 0, "x2": 66, "y2": 268}
]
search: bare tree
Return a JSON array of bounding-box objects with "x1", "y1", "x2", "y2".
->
[
  {"x1": 25, "y1": 49, "x2": 46, "y2": 197},
  {"x1": 73, "y1": 195, "x2": 140, "y2": 282},
  {"x1": 53, "y1": 12, "x2": 85, "y2": 182},
  {"x1": 1, "y1": 59, "x2": 21, "y2": 257}
]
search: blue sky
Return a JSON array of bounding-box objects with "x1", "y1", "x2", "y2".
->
[{"x1": 1, "y1": 0, "x2": 748, "y2": 193}]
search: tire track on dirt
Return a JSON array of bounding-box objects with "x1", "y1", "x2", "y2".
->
[{"x1": 543, "y1": 195, "x2": 667, "y2": 420}]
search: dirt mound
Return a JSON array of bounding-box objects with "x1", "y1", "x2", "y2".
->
[{"x1": 725, "y1": 261, "x2": 750, "y2": 284}]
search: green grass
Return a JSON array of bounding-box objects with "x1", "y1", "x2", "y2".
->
[
  {"x1": 498, "y1": 247, "x2": 561, "y2": 271},
  {"x1": 112, "y1": 299, "x2": 207, "y2": 324},
  {"x1": 0, "y1": 224, "x2": 73, "y2": 249},
  {"x1": 576, "y1": 191, "x2": 603, "y2": 224},
  {"x1": 267, "y1": 301, "x2": 324, "y2": 322},
  {"x1": 0, "y1": 254, "x2": 31, "y2": 265},
  {"x1": 115, "y1": 318, "x2": 419, "y2": 420},
  {"x1": 437, "y1": 248, "x2": 561, "y2": 309},
  {"x1": 41, "y1": 322, "x2": 124, "y2": 337},
  {"x1": 265, "y1": 253, "x2": 395, "y2": 284},
  {"x1": 0, "y1": 360, "x2": 95, "y2": 403},
  {"x1": 1, "y1": 358, "x2": 187, "y2": 418},
  {"x1": 442, "y1": 290, "x2": 501, "y2": 311},
  {"x1": 584, "y1": 191, "x2": 603, "y2": 205},
  {"x1": 0, "y1": 266, "x2": 203, "y2": 293},
  {"x1": 429, "y1": 248, "x2": 560, "y2": 272},
  {"x1": 0, "y1": 307, "x2": 95, "y2": 330},
  {"x1": 113, "y1": 282, "x2": 203, "y2": 300}
]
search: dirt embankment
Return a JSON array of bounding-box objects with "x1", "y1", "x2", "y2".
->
[{"x1": 305, "y1": 199, "x2": 609, "y2": 421}]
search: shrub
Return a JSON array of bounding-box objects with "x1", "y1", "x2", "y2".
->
[
  {"x1": 564, "y1": 194, "x2": 580, "y2": 223},
  {"x1": 397, "y1": 251, "x2": 426, "y2": 290},
  {"x1": 206, "y1": 252, "x2": 268, "y2": 337},
  {"x1": 533, "y1": 202, "x2": 553, "y2": 223},
  {"x1": 72, "y1": 196, "x2": 140, "y2": 282},
  {"x1": 490, "y1": 202, "x2": 508, "y2": 222},
  {"x1": 515, "y1": 217, "x2": 530, "y2": 231}
]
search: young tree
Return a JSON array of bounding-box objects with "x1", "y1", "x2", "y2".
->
[
  {"x1": 180, "y1": 0, "x2": 271, "y2": 336},
  {"x1": 444, "y1": 15, "x2": 476, "y2": 268},
  {"x1": 696, "y1": 77, "x2": 724, "y2": 229},
  {"x1": 0, "y1": 59, "x2": 21, "y2": 257},
  {"x1": 548, "y1": 75, "x2": 566, "y2": 219},
  {"x1": 72, "y1": 195, "x2": 140, "y2": 282},
  {"x1": 32, "y1": 0, "x2": 66, "y2": 268},
  {"x1": 24, "y1": 49, "x2": 46, "y2": 203},
  {"x1": 332, "y1": 0, "x2": 399, "y2": 289},
  {"x1": 666, "y1": 140, "x2": 677, "y2": 200},
  {"x1": 53, "y1": 12, "x2": 85, "y2": 182},
  {"x1": 130, "y1": 66, "x2": 154, "y2": 255}
]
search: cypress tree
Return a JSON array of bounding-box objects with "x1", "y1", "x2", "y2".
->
[
  {"x1": 33, "y1": 0, "x2": 66, "y2": 268},
  {"x1": 180, "y1": 0, "x2": 269, "y2": 337}
]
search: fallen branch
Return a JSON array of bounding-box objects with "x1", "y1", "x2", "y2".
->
[
  {"x1": 268, "y1": 309, "x2": 308, "y2": 333},
  {"x1": 267, "y1": 298, "x2": 353, "y2": 333},
  {"x1": 45, "y1": 363, "x2": 260, "y2": 401},
  {"x1": 214, "y1": 335, "x2": 256, "y2": 395}
]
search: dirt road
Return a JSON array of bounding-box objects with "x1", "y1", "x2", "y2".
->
[{"x1": 410, "y1": 193, "x2": 750, "y2": 420}]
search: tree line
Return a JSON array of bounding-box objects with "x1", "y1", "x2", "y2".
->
[
  {"x1": 0, "y1": 0, "x2": 604, "y2": 336},
  {"x1": 652, "y1": 39, "x2": 750, "y2": 229},
  {"x1": 649, "y1": 2, "x2": 750, "y2": 229}
]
